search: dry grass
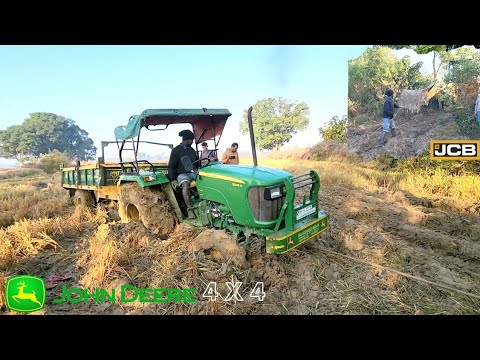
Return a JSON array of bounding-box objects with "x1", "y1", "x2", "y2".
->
[
  {"x1": 0, "y1": 272, "x2": 5, "y2": 310},
  {"x1": 399, "y1": 169, "x2": 480, "y2": 204},
  {"x1": 77, "y1": 224, "x2": 119, "y2": 290},
  {"x1": 76, "y1": 221, "x2": 269, "y2": 315},
  {"x1": 0, "y1": 171, "x2": 71, "y2": 228},
  {"x1": 267, "y1": 147, "x2": 315, "y2": 160},
  {"x1": 276, "y1": 208, "x2": 480, "y2": 315},
  {"x1": 241, "y1": 155, "x2": 480, "y2": 211},
  {"x1": 0, "y1": 168, "x2": 45, "y2": 181},
  {"x1": 0, "y1": 206, "x2": 102, "y2": 271},
  {"x1": 265, "y1": 142, "x2": 358, "y2": 163},
  {"x1": 302, "y1": 238, "x2": 480, "y2": 315}
]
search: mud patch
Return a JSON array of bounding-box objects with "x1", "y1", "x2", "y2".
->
[
  {"x1": 191, "y1": 229, "x2": 247, "y2": 268},
  {"x1": 246, "y1": 238, "x2": 288, "y2": 302}
]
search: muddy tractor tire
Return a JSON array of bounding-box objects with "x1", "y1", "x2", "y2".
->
[
  {"x1": 73, "y1": 190, "x2": 95, "y2": 208},
  {"x1": 118, "y1": 182, "x2": 177, "y2": 237}
]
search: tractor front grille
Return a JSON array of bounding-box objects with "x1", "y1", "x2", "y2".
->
[{"x1": 247, "y1": 186, "x2": 285, "y2": 222}]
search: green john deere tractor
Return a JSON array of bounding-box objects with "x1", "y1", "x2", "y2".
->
[{"x1": 61, "y1": 107, "x2": 328, "y2": 254}]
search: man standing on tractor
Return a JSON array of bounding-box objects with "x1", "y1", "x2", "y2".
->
[
  {"x1": 168, "y1": 129, "x2": 199, "y2": 219},
  {"x1": 221, "y1": 142, "x2": 239, "y2": 164}
]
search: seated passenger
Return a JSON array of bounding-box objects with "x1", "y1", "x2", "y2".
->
[
  {"x1": 200, "y1": 142, "x2": 217, "y2": 166},
  {"x1": 221, "y1": 142, "x2": 239, "y2": 164}
]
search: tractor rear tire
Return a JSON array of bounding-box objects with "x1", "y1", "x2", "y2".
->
[
  {"x1": 73, "y1": 190, "x2": 95, "y2": 208},
  {"x1": 117, "y1": 183, "x2": 177, "y2": 237}
]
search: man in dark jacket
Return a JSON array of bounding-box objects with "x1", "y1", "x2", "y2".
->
[
  {"x1": 167, "y1": 129, "x2": 199, "y2": 218},
  {"x1": 381, "y1": 89, "x2": 400, "y2": 145}
]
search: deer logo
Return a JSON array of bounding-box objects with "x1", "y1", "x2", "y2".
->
[
  {"x1": 6, "y1": 275, "x2": 45, "y2": 312},
  {"x1": 12, "y1": 280, "x2": 43, "y2": 306}
]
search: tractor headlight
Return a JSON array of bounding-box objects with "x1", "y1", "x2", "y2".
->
[{"x1": 264, "y1": 186, "x2": 282, "y2": 200}]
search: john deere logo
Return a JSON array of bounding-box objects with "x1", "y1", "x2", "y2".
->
[
  {"x1": 6, "y1": 275, "x2": 46, "y2": 313},
  {"x1": 430, "y1": 140, "x2": 480, "y2": 160}
]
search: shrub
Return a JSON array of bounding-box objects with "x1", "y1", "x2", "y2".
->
[
  {"x1": 37, "y1": 151, "x2": 72, "y2": 174},
  {"x1": 319, "y1": 115, "x2": 347, "y2": 142}
]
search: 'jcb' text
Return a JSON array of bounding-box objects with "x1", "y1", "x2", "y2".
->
[{"x1": 430, "y1": 140, "x2": 480, "y2": 160}]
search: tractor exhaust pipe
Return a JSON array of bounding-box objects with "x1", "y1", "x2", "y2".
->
[{"x1": 247, "y1": 106, "x2": 258, "y2": 166}]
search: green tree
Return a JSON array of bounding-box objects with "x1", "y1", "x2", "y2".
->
[
  {"x1": 387, "y1": 45, "x2": 480, "y2": 79},
  {"x1": 0, "y1": 112, "x2": 97, "y2": 161},
  {"x1": 444, "y1": 48, "x2": 480, "y2": 84},
  {"x1": 319, "y1": 115, "x2": 347, "y2": 142},
  {"x1": 388, "y1": 45, "x2": 449, "y2": 79},
  {"x1": 388, "y1": 45, "x2": 480, "y2": 54},
  {"x1": 240, "y1": 98, "x2": 309, "y2": 151},
  {"x1": 443, "y1": 49, "x2": 480, "y2": 108},
  {"x1": 0, "y1": 125, "x2": 23, "y2": 160},
  {"x1": 388, "y1": 45, "x2": 480, "y2": 109}
]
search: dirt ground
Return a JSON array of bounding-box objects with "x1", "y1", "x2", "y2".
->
[
  {"x1": 2, "y1": 174, "x2": 479, "y2": 315},
  {"x1": 347, "y1": 108, "x2": 469, "y2": 160}
]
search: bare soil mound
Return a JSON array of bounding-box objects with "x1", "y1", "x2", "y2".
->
[
  {"x1": 191, "y1": 229, "x2": 247, "y2": 268},
  {"x1": 347, "y1": 108, "x2": 467, "y2": 160}
]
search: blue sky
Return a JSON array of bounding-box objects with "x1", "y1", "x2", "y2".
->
[{"x1": 0, "y1": 45, "x2": 395, "y2": 163}]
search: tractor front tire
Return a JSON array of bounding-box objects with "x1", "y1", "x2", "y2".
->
[{"x1": 117, "y1": 183, "x2": 177, "y2": 237}]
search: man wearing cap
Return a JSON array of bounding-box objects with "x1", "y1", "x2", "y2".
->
[
  {"x1": 167, "y1": 129, "x2": 199, "y2": 219},
  {"x1": 381, "y1": 89, "x2": 400, "y2": 146}
]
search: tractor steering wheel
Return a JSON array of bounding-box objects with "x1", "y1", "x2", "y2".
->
[{"x1": 198, "y1": 157, "x2": 213, "y2": 167}]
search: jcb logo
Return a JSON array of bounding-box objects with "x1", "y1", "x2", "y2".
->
[{"x1": 430, "y1": 140, "x2": 480, "y2": 160}]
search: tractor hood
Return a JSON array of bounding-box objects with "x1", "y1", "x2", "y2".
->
[{"x1": 199, "y1": 164, "x2": 292, "y2": 186}]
